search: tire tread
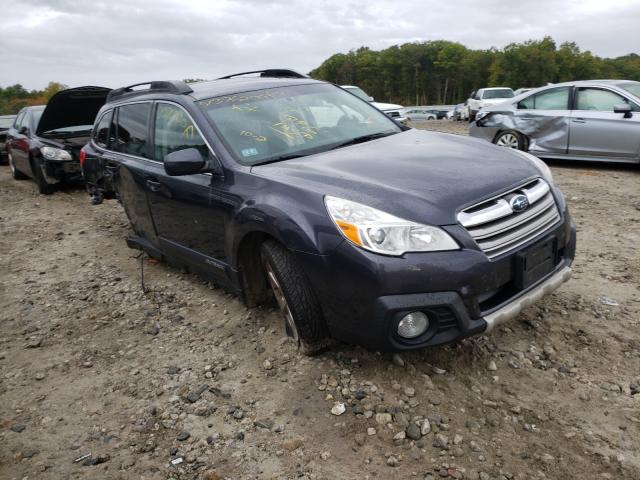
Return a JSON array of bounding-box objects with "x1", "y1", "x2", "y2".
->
[{"x1": 261, "y1": 240, "x2": 329, "y2": 355}]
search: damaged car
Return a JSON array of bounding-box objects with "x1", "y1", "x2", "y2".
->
[
  {"x1": 466, "y1": 87, "x2": 515, "y2": 121},
  {"x1": 0, "y1": 114, "x2": 16, "y2": 162},
  {"x1": 470, "y1": 80, "x2": 640, "y2": 164},
  {"x1": 7, "y1": 86, "x2": 110, "y2": 193},
  {"x1": 83, "y1": 70, "x2": 576, "y2": 354}
]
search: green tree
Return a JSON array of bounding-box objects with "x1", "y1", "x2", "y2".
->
[{"x1": 309, "y1": 37, "x2": 640, "y2": 105}]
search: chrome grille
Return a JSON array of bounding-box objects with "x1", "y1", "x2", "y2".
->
[{"x1": 458, "y1": 179, "x2": 560, "y2": 259}]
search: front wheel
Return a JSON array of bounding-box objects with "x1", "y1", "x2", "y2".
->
[
  {"x1": 494, "y1": 130, "x2": 525, "y2": 150},
  {"x1": 261, "y1": 240, "x2": 329, "y2": 355},
  {"x1": 8, "y1": 152, "x2": 28, "y2": 180}
]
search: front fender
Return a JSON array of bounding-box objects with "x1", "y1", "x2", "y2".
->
[{"x1": 227, "y1": 201, "x2": 343, "y2": 270}]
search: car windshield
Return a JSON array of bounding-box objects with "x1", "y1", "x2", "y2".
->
[
  {"x1": 343, "y1": 86, "x2": 371, "y2": 101},
  {"x1": 198, "y1": 83, "x2": 401, "y2": 166},
  {"x1": 40, "y1": 124, "x2": 94, "y2": 135},
  {"x1": 483, "y1": 89, "x2": 514, "y2": 99},
  {"x1": 619, "y1": 82, "x2": 640, "y2": 99},
  {"x1": 0, "y1": 117, "x2": 14, "y2": 128}
]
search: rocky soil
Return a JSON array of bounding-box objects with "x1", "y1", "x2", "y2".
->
[{"x1": 1, "y1": 120, "x2": 639, "y2": 480}]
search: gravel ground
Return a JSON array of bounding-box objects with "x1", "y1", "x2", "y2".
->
[{"x1": 1, "y1": 120, "x2": 639, "y2": 480}]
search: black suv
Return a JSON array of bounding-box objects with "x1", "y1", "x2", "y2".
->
[
  {"x1": 7, "y1": 87, "x2": 110, "y2": 194},
  {"x1": 82, "y1": 69, "x2": 576, "y2": 354}
]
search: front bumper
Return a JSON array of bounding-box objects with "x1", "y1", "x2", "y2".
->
[
  {"x1": 484, "y1": 265, "x2": 571, "y2": 332},
  {"x1": 468, "y1": 122, "x2": 500, "y2": 143},
  {"x1": 43, "y1": 159, "x2": 82, "y2": 183},
  {"x1": 296, "y1": 208, "x2": 576, "y2": 351}
]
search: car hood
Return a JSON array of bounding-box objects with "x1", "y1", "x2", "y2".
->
[
  {"x1": 37, "y1": 86, "x2": 111, "y2": 136},
  {"x1": 373, "y1": 101, "x2": 403, "y2": 111},
  {"x1": 251, "y1": 129, "x2": 542, "y2": 226}
]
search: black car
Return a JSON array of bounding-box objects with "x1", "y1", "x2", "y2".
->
[
  {"x1": 82, "y1": 69, "x2": 576, "y2": 354},
  {"x1": 7, "y1": 86, "x2": 110, "y2": 194},
  {"x1": 0, "y1": 114, "x2": 16, "y2": 162}
]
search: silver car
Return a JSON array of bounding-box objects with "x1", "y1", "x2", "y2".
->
[{"x1": 469, "y1": 80, "x2": 640, "y2": 164}]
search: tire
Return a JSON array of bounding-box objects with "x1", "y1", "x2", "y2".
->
[
  {"x1": 494, "y1": 130, "x2": 525, "y2": 150},
  {"x1": 8, "y1": 152, "x2": 28, "y2": 180},
  {"x1": 260, "y1": 240, "x2": 329, "y2": 355},
  {"x1": 30, "y1": 157, "x2": 55, "y2": 194}
]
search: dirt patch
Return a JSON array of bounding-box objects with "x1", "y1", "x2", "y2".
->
[{"x1": 1, "y1": 122, "x2": 639, "y2": 479}]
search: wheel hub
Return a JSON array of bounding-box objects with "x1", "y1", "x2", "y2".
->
[{"x1": 496, "y1": 133, "x2": 519, "y2": 149}]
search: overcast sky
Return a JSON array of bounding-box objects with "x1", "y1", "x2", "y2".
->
[{"x1": 2, "y1": 0, "x2": 639, "y2": 90}]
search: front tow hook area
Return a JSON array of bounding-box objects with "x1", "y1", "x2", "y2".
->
[{"x1": 482, "y1": 266, "x2": 572, "y2": 333}]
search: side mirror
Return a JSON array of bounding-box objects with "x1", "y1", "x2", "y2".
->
[
  {"x1": 19, "y1": 126, "x2": 28, "y2": 135},
  {"x1": 614, "y1": 104, "x2": 632, "y2": 118},
  {"x1": 368, "y1": 96, "x2": 374, "y2": 102},
  {"x1": 164, "y1": 148, "x2": 206, "y2": 176}
]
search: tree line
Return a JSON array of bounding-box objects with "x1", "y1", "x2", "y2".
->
[
  {"x1": 3, "y1": 38, "x2": 639, "y2": 114},
  {"x1": 0, "y1": 79, "x2": 206, "y2": 116},
  {"x1": 309, "y1": 37, "x2": 640, "y2": 106},
  {"x1": 0, "y1": 82, "x2": 68, "y2": 116}
]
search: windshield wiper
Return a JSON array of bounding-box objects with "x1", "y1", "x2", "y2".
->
[
  {"x1": 328, "y1": 131, "x2": 397, "y2": 151},
  {"x1": 251, "y1": 153, "x2": 307, "y2": 166},
  {"x1": 42, "y1": 128, "x2": 92, "y2": 135}
]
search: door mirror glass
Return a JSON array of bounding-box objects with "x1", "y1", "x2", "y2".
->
[{"x1": 164, "y1": 148, "x2": 206, "y2": 176}]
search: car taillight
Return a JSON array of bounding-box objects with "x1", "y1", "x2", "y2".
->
[{"x1": 79, "y1": 148, "x2": 86, "y2": 167}]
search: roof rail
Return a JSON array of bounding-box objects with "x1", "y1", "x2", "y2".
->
[
  {"x1": 106, "y1": 80, "x2": 194, "y2": 103},
  {"x1": 217, "y1": 69, "x2": 309, "y2": 80}
]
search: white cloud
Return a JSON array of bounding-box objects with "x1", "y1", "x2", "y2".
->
[{"x1": 1, "y1": 0, "x2": 638, "y2": 90}]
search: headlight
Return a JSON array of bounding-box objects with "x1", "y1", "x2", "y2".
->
[
  {"x1": 512, "y1": 149, "x2": 553, "y2": 183},
  {"x1": 475, "y1": 111, "x2": 491, "y2": 122},
  {"x1": 41, "y1": 146, "x2": 72, "y2": 161},
  {"x1": 324, "y1": 196, "x2": 459, "y2": 256}
]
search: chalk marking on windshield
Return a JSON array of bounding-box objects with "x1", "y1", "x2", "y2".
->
[
  {"x1": 183, "y1": 125, "x2": 196, "y2": 139},
  {"x1": 240, "y1": 130, "x2": 267, "y2": 142},
  {"x1": 199, "y1": 92, "x2": 275, "y2": 108},
  {"x1": 271, "y1": 114, "x2": 318, "y2": 141},
  {"x1": 231, "y1": 104, "x2": 259, "y2": 113}
]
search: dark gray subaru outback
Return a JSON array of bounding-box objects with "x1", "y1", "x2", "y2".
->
[{"x1": 82, "y1": 69, "x2": 576, "y2": 354}]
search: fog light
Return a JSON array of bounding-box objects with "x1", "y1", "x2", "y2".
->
[{"x1": 397, "y1": 312, "x2": 429, "y2": 339}]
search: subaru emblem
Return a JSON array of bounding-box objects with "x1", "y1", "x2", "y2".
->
[{"x1": 510, "y1": 194, "x2": 529, "y2": 212}]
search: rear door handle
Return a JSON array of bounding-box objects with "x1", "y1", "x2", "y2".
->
[
  {"x1": 572, "y1": 118, "x2": 586, "y2": 123},
  {"x1": 146, "y1": 178, "x2": 162, "y2": 192}
]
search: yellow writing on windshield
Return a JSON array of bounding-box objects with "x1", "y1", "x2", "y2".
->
[
  {"x1": 232, "y1": 104, "x2": 259, "y2": 113},
  {"x1": 240, "y1": 130, "x2": 267, "y2": 142},
  {"x1": 183, "y1": 125, "x2": 196, "y2": 139},
  {"x1": 271, "y1": 114, "x2": 318, "y2": 141},
  {"x1": 200, "y1": 92, "x2": 275, "y2": 108}
]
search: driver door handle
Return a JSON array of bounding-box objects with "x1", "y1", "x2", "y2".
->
[
  {"x1": 146, "y1": 178, "x2": 162, "y2": 192},
  {"x1": 572, "y1": 118, "x2": 586, "y2": 123}
]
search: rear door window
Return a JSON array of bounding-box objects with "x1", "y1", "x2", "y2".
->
[
  {"x1": 575, "y1": 88, "x2": 640, "y2": 111},
  {"x1": 153, "y1": 103, "x2": 212, "y2": 163},
  {"x1": 113, "y1": 103, "x2": 151, "y2": 158},
  {"x1": 93, "y1": 110, "x2": 112, "y2": 148},
  {"x1": 518, "y1": 87, "x2": 570, "y2": 110}
]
